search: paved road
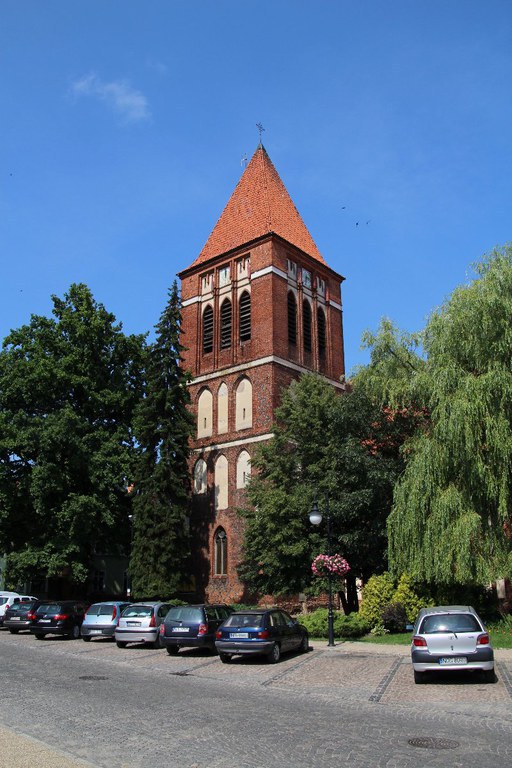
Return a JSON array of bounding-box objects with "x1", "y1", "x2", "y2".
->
[{"x1": 2, "y1": 629, "x2": 512, "y2": 768}]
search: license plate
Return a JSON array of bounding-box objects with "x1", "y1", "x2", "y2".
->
[
  {"x1": 127, "y1": 621, "x2": 140, "y2": 627},
  {"x1": 39, "y1": 619, "x2": 51, "y2": 623},
  {"x1": 172, "y1": 627, "x2": 189, "y2": 632},
  {"x1": 230, "y1": 632, "x2": 249, "y2": 639},
  {"x1": 89, "y1": 629, "x2": 102, "y2": 634},
  {"x1": 439, "y1": 657, "x2": 467, "y2": 666},
  {"x1": 10, "y1": 617, "x2": 20, "y2": 621}
]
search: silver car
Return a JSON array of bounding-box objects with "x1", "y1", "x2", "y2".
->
[
  {"x1": 81, "y1": 601, "x2": 130, "y2": 641},
  {"x1": 115, "y1": 601, "x2": 171, "y2": 649},
  {"x1": 411, "y1": 605, "x2": 494, "y2": 683}
]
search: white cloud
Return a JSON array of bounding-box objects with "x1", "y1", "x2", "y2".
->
[{"x1": 71, "y1": 73, "x2": 150, "y2": 122}]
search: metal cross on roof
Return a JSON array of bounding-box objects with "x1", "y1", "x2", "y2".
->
[{"x1": 256, "y1": 122, "x2": 265, "y2": 143}]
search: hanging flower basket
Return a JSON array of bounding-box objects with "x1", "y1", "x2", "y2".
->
[{"x1": 311, "y1": 553, "x2": 350, "y2": 578}]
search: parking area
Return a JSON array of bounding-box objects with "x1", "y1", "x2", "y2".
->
[{"x1": 3, "y1": 628, "x2": 512, "y2": 712}]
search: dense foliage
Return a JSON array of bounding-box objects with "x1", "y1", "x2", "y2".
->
[
  {"x1": 0, "y1": 284, "x2": 146, "y2": 588},
  {"x1": 387, "y1": 247, "x2": 512, "y2": 585},
  {"x1": 239, "y1": 374, "x2": 410, "y2": 606},
  {"x1": 298, "y1": 608, "x2": 370, "y2": 639},
  {"x1": 129, "y1": 282, "x2": 194, "y2": 599}
]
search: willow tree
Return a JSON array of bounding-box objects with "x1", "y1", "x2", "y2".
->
[{"x1": 388, "y1": 246, "x2": 512, "y2": 585}]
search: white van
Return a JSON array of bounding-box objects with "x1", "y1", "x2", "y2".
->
[{"x1": 0, "y1": 592, "x2": 38, "y2": 626}]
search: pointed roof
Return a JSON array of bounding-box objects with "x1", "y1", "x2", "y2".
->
[{"x1": 189, "y1": 145, "x2": 326, "y2": 268}]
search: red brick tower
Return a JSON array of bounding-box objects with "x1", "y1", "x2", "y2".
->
[{"x1": 178, "y1": 144, "x2": 345, "y2": 602}]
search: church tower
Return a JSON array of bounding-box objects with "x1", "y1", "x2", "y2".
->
[{"x1": 178, "y1": 144, "x2": 345, "y2": 602}]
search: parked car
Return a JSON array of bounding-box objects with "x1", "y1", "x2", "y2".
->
[
  {"x1": 215, "y1": 608, "x2": 309, "y2": 663},
  {"x1": 115, "y1": 602, "x2": 171, "y2": 648},
  {"x1": 3, "y1": 599, "x2": 40, "y2": 633},
  {"x1": 411, "y1": 605, "x2": 494, "y2": 683},
  {"x1": 0, "y1": 592, "x2": 39, "y2": 627},
  {"x1": 28, "y1": 600, "x2": 88, "y2": 640},
  {"x1": 81, "y1": 601, "x2": 130, "y2": 641},
  {"x1": 160, "y1": 603, "x2": 233, "y2": 655}
]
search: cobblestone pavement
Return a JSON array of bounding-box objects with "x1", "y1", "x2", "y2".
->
[{"x1": 2, "y1": 630, "x2": 512, "y2": 768}]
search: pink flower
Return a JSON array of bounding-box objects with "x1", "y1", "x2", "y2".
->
[{"x1": 311, "y1": 553, "x2": 350, "y2": 577}]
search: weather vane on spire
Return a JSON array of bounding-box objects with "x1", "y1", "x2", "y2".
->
[{"x1": 256, "y1": 122, "x2": 265, "y2": 144}]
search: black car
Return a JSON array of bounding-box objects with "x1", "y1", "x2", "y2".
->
[
  {"x1": 160, "y1": 604, "x2": 233, "y2": 655},
  {"x1": 28, "y1": 600, "x2": 87, "y2": 640},
  {"x1": 215, "y1": 608, "x2": 309, "y2": 663},
  {"x1": 3, "y1": 600, "x2": 40, "y2": 634}
]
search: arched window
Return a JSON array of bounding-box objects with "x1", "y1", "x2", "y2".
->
[
  {"x1": 214, "y1": 528, "x2": 227, "y2": 576},
  {"x1": 217, "y1": 382, "x2": 228, "y2": 434},
  {"x1": 214, "y1": 455, "x2": 228, "y2": 510},
  {"x1": 235, "y1": 378, "x2": 252, "y2": 430},
  {"x1": 317, "y1": 307, "x2": 326, "y2": 357},
  {"x1": 239, "y1": 291, "x2": 251, "y2": 342},
  {"x1": 202, "y1": 305, "x2": 213, "y2": 354},
  {"x1": 193, "y1": 459, "x2": 207, "y2": 494},
  {"x1": 197, "y1": 389, "x2": 213, "y2": 438},
  {"x1": 288, "y1": 291, "x2": 297, "y2": 345},
  {"x1": 303, "y1": 299, "x2": 312, "y2": 353},
  {"x1": 236, "y1": 450, "x2": 251, "y2": 489},
  {"x1": 220, "y1": 299, "x2": 232, "y2": 349}
]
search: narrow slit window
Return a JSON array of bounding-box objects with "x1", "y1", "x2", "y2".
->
[
  {"x1": 303, "y1": 300, "x2": 312, "y2": 353},
  {"x1": 239, "y1": 291, "x2": 251, "y2": 342},
  {"x1": 214, "y1": 528, "x2": 227, "y2": 575},
  {"x1": 288, "y1": 292, "x2": 297, "y2": 345},
  {"x1": 203, "y1": 305, "x2": 213, "y2": 354},
  {"x1": 317, "y1": 307, "x2": 326, "y2": 357},
  {"x1": 220, "y1": 299, "x2": 232, "y2": 349}
]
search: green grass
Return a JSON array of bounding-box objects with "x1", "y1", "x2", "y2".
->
[{"x1": 333, "y1": 624, "x2": 512, "y2": 649}]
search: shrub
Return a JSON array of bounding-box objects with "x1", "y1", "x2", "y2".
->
[
  {"x1": 392, "y1": 573, "x2": 433, "y2": 623},
  {"x1": 359, "y1": 573, "x2": 395, "y2": 627},
  {"x1": 297, "y1": 609, "x2": 370, "y2": 639},
  {"x1": 381, "y1": 602, "x2": 408, "y2": 633}
]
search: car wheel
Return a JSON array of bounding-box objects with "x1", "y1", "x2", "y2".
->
[
  {"x1": 82, "y1": 635, "x2": 92, "y2": 642},
  {"x1": 414, "y1": 670, "x2": 426, "y2": 684},
  {"x1": 166, "y1": 646, "x2": 179, "y2": 655},
  {"x1": 35, "y1": 634, "x2": 45, "y2": 640},
  {"x1": 482, "y1": 669, "x2": 496, "y2": 683},
  {"x1": 299, "y1": 634, "x2": 309, "y2": 653},
  {"x1": 116, "y1": 641, "x2": 127, "y2": 648},
  {"x1": 219, "y1": 653, "x2": 232, "y2": 664},
  {"x1": 69, "y1": 625, "x2": 80, "y2": 640},
  {"x1": 268, "y1": 643, "x2": 281, "y2": 664},
  {"x1": 9, "y1": 629, "x2": 19, "y2": 635}
]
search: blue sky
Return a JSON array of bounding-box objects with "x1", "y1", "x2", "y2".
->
[{"x1": 2, "y1": 1, "x2": 512, "y2": 373}]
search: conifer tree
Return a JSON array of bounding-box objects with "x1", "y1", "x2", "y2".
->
[{"x1": 129, "y1": 282, "x2": 194, "y2": 599}]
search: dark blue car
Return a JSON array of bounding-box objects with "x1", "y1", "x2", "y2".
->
[{"x1": 215, "y1": 608, "x2": 309, "y2": 664}]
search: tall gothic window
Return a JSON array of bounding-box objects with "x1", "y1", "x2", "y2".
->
[
  {"x1": 288, "y1": 291, "x2": 297, "y2": 345},
  {"x1": 202, "y1": 305, "x2": 213, "y2": 354},
  {"x1": 239, "y1": 291, "x2": 251, "y2": 342},
  {"x1": 197, "y1": 389, "x2": 213, "y2": 438},
  {"x1": 220, "y1": 299, "x2": 232, "y2": 349},
  {"x1": 303, "y1": 299, "x2": 312, "y2": 353},
  {"x1": 214, "y1": 455, "x2": 228, "y2": 510},
  {"x1": 317, "y1": 307, "x2": 326, "y2": 357},
  {"x1": 214, "y1": 528, "x2": 227, "y2": 576}
]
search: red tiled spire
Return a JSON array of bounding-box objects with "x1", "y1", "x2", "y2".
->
[{"x1": 189, "y1": 145, "x2": 326, "y2": 267}]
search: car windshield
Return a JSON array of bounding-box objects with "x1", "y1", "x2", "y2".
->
[
  {"x1": 36, "y1": 604, "x2": 62, "y2": 614},
  {"x1": 421, "y1": 614, "x2": 481, "y2": 634},
  {"x1": 8, "y1": 602, "x2": 32, "y2": 613},
  {"x1": 224, "y1": 614, "x2": 264, "y2": 628},
  {"x1": 168, "y1": 607, "x2": 203, "y2": 622},
  {"x1": 123, "y1": 605, "x2": 153, "y2": 618}
]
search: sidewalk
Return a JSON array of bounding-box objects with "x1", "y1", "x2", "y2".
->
[
  {"x1": 0, "y1": 726, "x2": 98, "y2": 768},
  {"x1": 327, "y1": 638, "x2": 512, "y2": 661}
]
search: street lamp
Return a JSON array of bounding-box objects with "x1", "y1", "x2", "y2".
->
[{"x1": 309, "y1": 494, "x2": 335, "y2": 647}]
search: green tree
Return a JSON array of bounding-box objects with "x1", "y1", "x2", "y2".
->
[
  {"x1": 239, "y1": 374, "x2": 408, "y2": 607},
  {"x1": 129, "y1": 282, "x2": 194, "y2": 599},
  {"x1": 0, "y1": 284, "x2": 146, "y2": 589},
  {"x1": 388, "y1": 246, "x2": 512, "y2": 585}
]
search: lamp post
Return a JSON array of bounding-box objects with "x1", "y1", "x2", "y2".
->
[{"x1": 310, "y1": 494, "x2": 335, "y2": 647}]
